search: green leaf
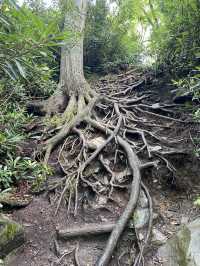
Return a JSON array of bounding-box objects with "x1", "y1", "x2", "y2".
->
[
  {"x1": 39, "y1": 51, "x2": 48, "y2": 57},
  {"x1": 194, "y1": 198, "x2": 200, "y2": 206},
  {"x1": 14, "y1": 60, "x2": 26, "y2": 79}
]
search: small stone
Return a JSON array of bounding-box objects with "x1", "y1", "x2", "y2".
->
[
  {"x1": 134, "y1": 208, "x2": 149, "y2": 229},
  {"x1": 87, "y1": 136, "x2": 105, "y2": 150},
  {"x1": 151, "y1": 229, "x2": 167, "y2": 246},
  {"x1": 138, "y1": 190, "x2": 148, "y2": 208}
]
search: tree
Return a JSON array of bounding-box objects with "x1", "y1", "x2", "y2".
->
[
  {"x1": 30, "y1": 1, "x2": 142, "y2": 265},
  {"x1": 31, "y1": 0, "x2": 96, "y2": 162},
  {"x1": 59, "y1": 0, "x2": 92, "y2": 98}
]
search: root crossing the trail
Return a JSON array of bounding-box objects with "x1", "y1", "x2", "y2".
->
[{"x1": 32, "y1": 69, "x2": 199, "y2": 266}]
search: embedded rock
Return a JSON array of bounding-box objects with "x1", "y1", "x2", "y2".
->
[
  {"x1": 158, "y1": 218, "x2": 200, "y2": 266},
  {"x1": 0, "y1": 214, "x2": 25, "y2": 258}
]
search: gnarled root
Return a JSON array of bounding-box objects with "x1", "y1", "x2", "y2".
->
[
  {"x1": 31, "y1": 69, "x2": 195, "y2": 266},
  {"x1": 43, "y1": 91, "x2": 98, "y2": 163},
  {"x1": 86, "y1": 105, "x2": 142, "y2": 266}
]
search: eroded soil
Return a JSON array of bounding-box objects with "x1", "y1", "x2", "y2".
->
[{"x1": 4, "y1": 70, "x2": 200, "y2": 266}]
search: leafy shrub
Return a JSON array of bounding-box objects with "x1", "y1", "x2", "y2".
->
[
  {"x1": 0, "y1": 103, "x2": 39, "y2": 190},
  {"x1": 0, "y1": 155, "x2": 52, "y2": 189},
  {"x1": 84, "y1": 0, "x2": 141, "y2": 73},
  {"x1": 0, "y1": 130, "x2": 24, "y2": 156},
  {"x1": 0, "y1": 1, "x2": 62, "y2": 191},
  {"x1": 147, "y1": 0, "x2": 200, "y2": 76},
  {"x1": 24, "y1": 65, "x2": 57, "y2": 98},
  {"x1": 0, "y1": 2, "x2": 68, "y2": 81}
]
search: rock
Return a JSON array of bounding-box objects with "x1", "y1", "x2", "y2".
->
[
  {"x1": 0, "y1": 192, "x2": 32, "y2": 207},
  {"x1": 133, "y1": 190, "x2": 149, "y2": 229},
  {"x1": 87, "y1": 136, "x2": 105, "y2": 150},
  {"x1": 0, "y1": 214, "x2": 25, "y2": 258},
  {"x1": 138, "y1": 190, "x2": 149, "y2": 208},
  {"x1": 134, "y1": 208, "x2": 149, "y2": 229},
  {"x1": 151, "y1": 229, "x2": 167, "y2": 246},
  {"x1": 157, "y1": 218, "x2": 200, "y2": 266},
  {"x1": 173, "y1": 92, "x2": 193, "y2": 104}
]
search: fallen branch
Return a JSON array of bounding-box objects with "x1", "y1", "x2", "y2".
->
[{"x1": 57, "y1": 223, "x2": 116, "y2": 240}]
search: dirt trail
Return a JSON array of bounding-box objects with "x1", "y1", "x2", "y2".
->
[{"x1": 5, "y1": 70, "x2": 200, "y2": 266}]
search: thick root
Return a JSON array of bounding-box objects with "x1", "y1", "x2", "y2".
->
[
  {"x1": 86, "y1": 115, "x2": 141, "y2": 266},
  {"x1": 44, "y1": 93, "x2": 98, "y2": 163},
  {"x1": 33, "y1": 69, "x2": 194, "y2": 266}
]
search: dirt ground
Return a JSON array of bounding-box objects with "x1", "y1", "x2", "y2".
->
[
  {"x1": 3, "y1": 70, "x2": 200, "y2": 266},
  {"x1": 5, "y1": 177, "x2": 200, "y2": 266}
]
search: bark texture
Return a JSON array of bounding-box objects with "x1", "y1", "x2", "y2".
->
[
  {"x1": 59, "y1": 0, "x2": 90, "y2": 96},
  {"x1": 30, "y1": 0, "x2": 91, "y2": 116}
]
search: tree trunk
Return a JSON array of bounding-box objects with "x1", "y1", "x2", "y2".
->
[
  {"x1": 29, "y1": 0, "x2": 91, "y2": 116},
  {"x1": 59, "y1": 0, "x2": 90, "y2": 97}
]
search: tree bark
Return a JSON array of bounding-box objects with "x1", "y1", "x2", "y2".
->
[
  {"x1": 60, "y1": 0, "x2": 90, "y2": 96},
  {"x1": 29, "y1": 0, "x2": 91, "y2": 116}
]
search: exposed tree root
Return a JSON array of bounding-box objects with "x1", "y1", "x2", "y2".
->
[
  {"x1": 57, "y1": 223, "x2": 117, "y2": 239},
  {"x1": 44, "y1": 93, "x2": 98, "y2": 163},
  {"x1": 32, "y1": 69, "x2": 199, "y2": 266},
  {"x1": 86, "y1": 105, "x2": 141, "y2": 266}
]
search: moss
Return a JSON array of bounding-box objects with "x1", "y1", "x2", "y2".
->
[
  {"x1": 45, "y1": 114, "x2": 64, "y2": 127},
  {"x1": 0, "y1": 215, "x2": 24, "y2": 258},
  {"x1": 0, "y1": 220, "x2": 22, "y2": 246}
]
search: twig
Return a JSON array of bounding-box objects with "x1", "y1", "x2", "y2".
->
[
  {"x1": 55, "y1": 248, "x2": 75, "y2": 265},
  {"x1": 74, "y1": 242, "x2": 80, "y2": 266}
]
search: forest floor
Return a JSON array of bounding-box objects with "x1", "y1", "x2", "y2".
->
[{"x1": 3, "y1": 69, "x2": 200, "y2": 266}]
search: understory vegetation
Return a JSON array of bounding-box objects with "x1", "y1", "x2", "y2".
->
[
  {"x1": 0, "y1": 0, "x2": 200, "y2": 264},
  {"x1": 0, "y1": 0, "x2": 58, "y2": 192}
]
